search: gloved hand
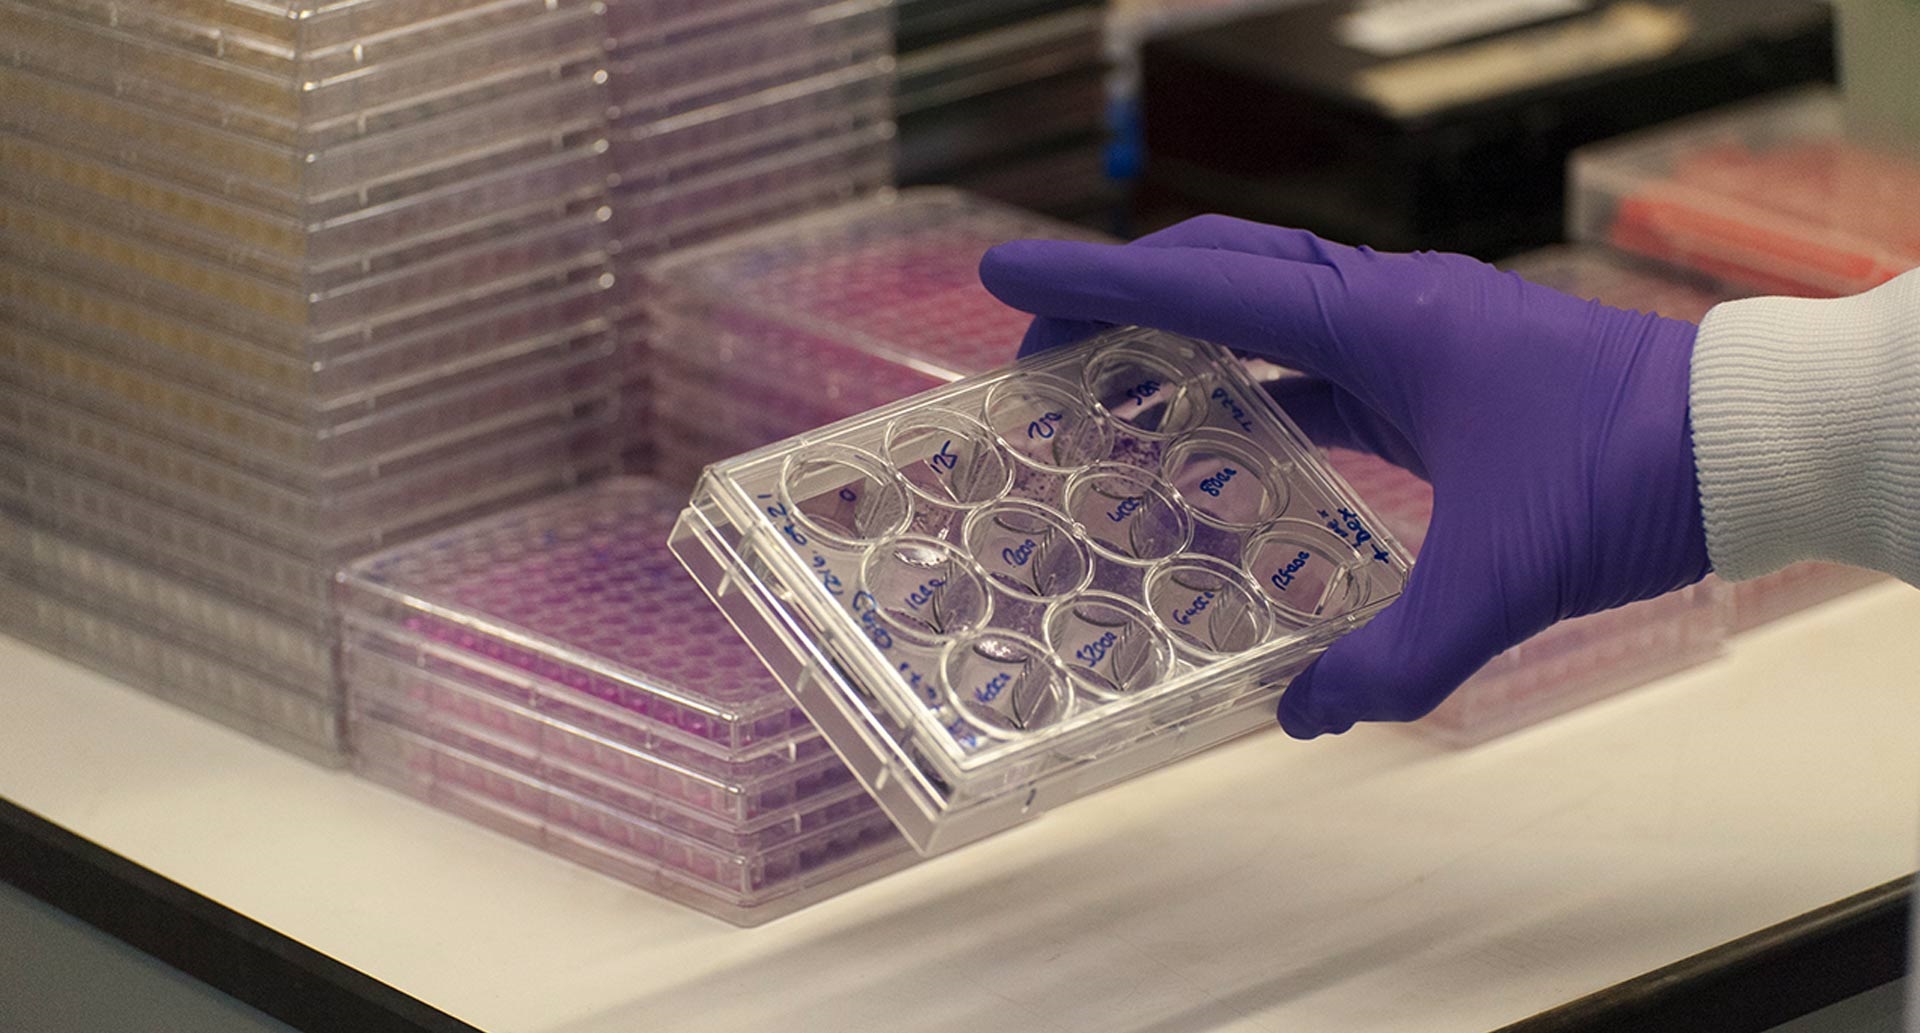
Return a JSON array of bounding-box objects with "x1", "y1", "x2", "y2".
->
[{"x1": 979, "y1": 216, "x2": 1710, "y2": 738}]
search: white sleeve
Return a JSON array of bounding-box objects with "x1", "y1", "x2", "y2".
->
[{"x1": 1689, "y1": 267, "x2": 1920, "y2": 586}]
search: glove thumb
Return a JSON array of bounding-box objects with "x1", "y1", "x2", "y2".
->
[{"x1": 1276, "y1": 519, "x2": 1514, "y2": 739}]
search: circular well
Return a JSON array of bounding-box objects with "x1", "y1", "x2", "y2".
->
[
  {"x1": 962, "y1": 499, "x2": 1094, "y2": 601},
  {"x1": 1242, "y1": 518, "x2": 1371, "y2": 623},
  {"x1": 883, "y1": 408, "x2": 1013, "y2": 509},
  {"x1": 982, "y1": 373, "x2": 1113, "y2": 471},
  {"x1": 1082, "y1": 345, "x2": 1206, "y2": 438},
  {"x1": 1042, "y1": 591, "x2": 1173, "y2": 701},
  {"x1": 1160, "y1": 429, "x2": 1291, "y2": 530},
  {"x1": 941, "y1": 630, "x2": 1075, "y2": 739},
  {"x1": 777, "y1": 445, "x2": 913, "y2": 547},
  {"x1": 1144, "y1": 554, "x2": 1274, "y2": 657},
  {"x1": 857, "y1": 535, "x2": 993, "y2": 646},
  {"x1": 1063, "y1": 462, "x2": 1192, "y2": 564}
]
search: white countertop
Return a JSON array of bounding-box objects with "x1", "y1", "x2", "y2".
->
[{"x1": 3, "y1": 582, "x2": 1918, "y2": 1033}]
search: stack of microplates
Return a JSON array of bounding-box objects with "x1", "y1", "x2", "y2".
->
[
  {"x1": 645, "y1": 188, "x2": 1109, "y2": 486},
  {"x1": 340, "y1": 477, "x2": 916, "y2": 924},
  {"x1": 597, "y1": 0, "x2": 899, "y2": 468},
  {"x1": 893, "y1": 0, "x2": 1116, "y2": 222},
  {"x1": 0, "y1": 0, "x2": 630, "y2": 760},
  {"x1": 1571, "y1": 87, "x2": 1920, "y2": 301}
]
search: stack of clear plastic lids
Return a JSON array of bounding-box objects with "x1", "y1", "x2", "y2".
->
[
  {"x1": 594, "y1": 0, "x2": 898, "y2": 470},
  {"x1": 340, "y1": 477, "x2": 913, "y2": 924},
  {"x1": 0, "y1": 0, "x2": 629, "y2": 760},
  {"x1": 1504, "y1": 245, "x2": 1886, "y2": 641},
  {"x1": 645, "y1": 187, "x2": 1107, "y2": 485},
  {"x1": 672, "y1": 327, "x2": 1414, "y2": 853},
  {"x1": 1571, "y1": 87, "x2": 1920, "y2": 299},
  {"x1": 893, "y1": 0, "x2": 1115, "y2": 221}
]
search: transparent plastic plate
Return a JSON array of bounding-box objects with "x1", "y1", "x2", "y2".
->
[
  {"x1": 351, "y1": 716, "x2": 912, "y2": 925},
  {"x1": 0, "y1": 573, "x2": 345, "y2": 762},
  {"x1": 339, "y1": 479, "x2": 818, "y2": 757},
  {"x1": 0, "y1": 510, "x2": 335, "y2": 690},
  {"x1": 1570, "y1": 87, "x2": 1920, "y2": 298},
  {"x1": 671, "y1": 327, "x2": 1412, "y2": 853},
  {"x1": 345, "y1": 641, "x2": 873, "y2": 848}
]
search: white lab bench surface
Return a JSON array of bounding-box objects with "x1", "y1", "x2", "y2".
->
[{"x1": 2, "y1": 582, "x2": 1917, "y2": 1033}]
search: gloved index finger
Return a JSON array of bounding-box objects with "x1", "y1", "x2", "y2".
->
[
  {"x1": 980, "y1": 238, "x2": 1359, "y2": 386},
  {"x1": 1127, "y1": 214, "x2": 1361, "y2": 265}
]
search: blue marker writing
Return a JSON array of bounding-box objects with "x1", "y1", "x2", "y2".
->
[
  {"x1": 1270, "y1": 551, "x2": 1312, "y2": 591},
  {"x1": 1001, "y1": 538, "x2": 1037, "y2": 568},
  {"x1": 1172, "y1": 590, "x2": 1216, "y2": 626}
]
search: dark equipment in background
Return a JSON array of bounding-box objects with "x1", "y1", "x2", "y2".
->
[
  {"x1": 1138, "y1": 0, "x2": 1835, "y2": 258},
  {"x1": 896, "y1": 0, "x2": 1122, "y2": 227}
]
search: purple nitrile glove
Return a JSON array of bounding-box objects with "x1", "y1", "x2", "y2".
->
[{"x1": 979, "y1": 216, "x2": 1710, "y2": 738}]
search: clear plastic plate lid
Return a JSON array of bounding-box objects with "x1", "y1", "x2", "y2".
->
[
  {"x1": 672, "y1": 327, "x2": 1413, "y2": 853},
  {"x1": 646, "y1": 187, "x2": 1107, "y2": 385},
  {"x1": 340, "y1": 478, "x2": 815, "y2": 757},
  {"x1": 1570, "y1": 87, "x2": 1920, "y2": 298}
]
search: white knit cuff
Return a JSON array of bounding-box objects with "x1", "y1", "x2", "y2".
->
[{"x1": 1690, "y1": 268, "x2": 1920, "y2": 585}]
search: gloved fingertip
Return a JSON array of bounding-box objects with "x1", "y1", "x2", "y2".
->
[
  {"x1": 978, "y1": 239, "x2": 1083, "y2": 300},
  {"x1": 1018, "y1": 317, "x2": 1107, "y2": 357},
  {"x1": 1276, "y1": 662, "x2": 1351, "y2": 740}
]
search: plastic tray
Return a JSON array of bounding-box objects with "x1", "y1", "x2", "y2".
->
[
  {"x1": 0, "y1": 131, "x2": 617, "y2": 291},
  {"x1": 346, "y1": 621, "x2": 834, "y2": 773},
  {"x1": 345, "y1": 642, "x2": 872, "y2": 846},
  {"x1": 0, "y1": 0, "x2": 610, "y2": 144},
  {"x1": 1319, "y1": 448, "x2": 1731, "y2": 746},
  {"x1": 340, "y1": 479, "x2": 820, "y2": 757},
  {"x1": 0, "y1": 251, "x2": 619, "y2": 420},
  {"x1": 0, "y1": 573, "x2": 346, "y2": 763},
  {"x1": 651, "y1": 357, "x2": 857, "y2": 443},
  {"x1": 612, "y1": 124, "x2": 896, "y2": 257},
  {"x1": 2, "y1": 195, "x2": 618, "y2": 336},
  {"x1": 0, "y1": 388, "x2": 620, "y2": 557},
  {"x1": 894, "y1": 6, "x2": 1105, "y2": 116},
  {"x1": 603, "y1": 0, "x2": 892, "y2": 122},
  {"x1": 672, "y1": 327, "x2": 1414, "y2": 854},
  {"x1": 646, "y1": 188, "x2": 1097, "y2": 382},
  {"x1": 602, "y1": 0, "x2": 832, "y2": 51},
  {"x1": 0, "y1": 318, "x2": 618, "y2": 486},
  {"x1": 0, "y1": 510, "x2": 334, "y2": 691},
  {"x1": 30, "y1": 0, "x2": 604, "y2": 70},
  {"x1": 623, "y1": 164, "x2": 896, "y2": 267},
  {"x1": 1570, "y1": 87, "x2": 1920, "y2": 297},
  {"x1": 0, "y1": 62, "x2": 612, "y2": 217},
  {"x1": 0, "y1": 444, "x2": 339, "y2": 624},
  {"x1": 608, "y1": 61, "x2": 894, "y2": 194},
  {"x1": 897, "y1": 0, "x2": 1098, "y2": 50},
  {"x1": 1720, "y1": 564, "x2": 1887, "y2": 634},
  {"x1": 1418, "y1": 582, "x2": 1729, "y2": 746},
  {"x1": 351, "y1": 717, "x2": 913, "y2": 926}
]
